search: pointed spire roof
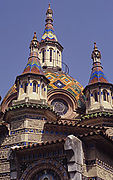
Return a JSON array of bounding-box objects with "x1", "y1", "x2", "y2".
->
[
  {"x1": 41, "y1": 4, "x2": 57, "y2": 42},
  {"x1": 22, "y1": 32, "x2": 44, "y2": 75},
  {"x1": 88, "y1": 42, "x2": 108, "y2": 85}
]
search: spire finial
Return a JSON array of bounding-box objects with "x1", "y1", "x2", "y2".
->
[
  {"x1": 29, "y1": 32, "x2": 39, "y2": 53},
  {"x1": 33, "y1": 32, "x2": 37, "y2": 40},
  {"x1": 94, "y1": 42, "x2": 97, "y2": 50},
  {"x1": 41, "y1": 4, "x2": 57, "y2": 42},
  {"x1": 48, "y1": 3, "x2": 51, "y2": 9},
  {"x1": 91, "y1": 42, "x2": 101, "y2": 61}
]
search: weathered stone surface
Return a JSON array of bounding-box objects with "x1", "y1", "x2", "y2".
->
[{"x1": 64, "y1": 135, "x2": 83, "y2": 180}]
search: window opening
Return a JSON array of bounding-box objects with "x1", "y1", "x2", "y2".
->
[
  {"x1": 33, "y1": 83, "x2": 36, "y2": 92},
  {"x1": 57, "y1": 51, "x2": 59, "y2": 64},
  {"x1": 103, "y1": 90, "x2": 106, "y2": 101},
  {"x1": 24, "y1": 83, "x2": 27, "y2": 93},
  {"x1": 42, "y1": 49, "x2": 45, "y2": 63},
  {"x1": 94, "y1": 92, "x2": 98, "y2": 102},
  {"x1": 50, "y1": 49, "x2": 52, "y2": 62}
]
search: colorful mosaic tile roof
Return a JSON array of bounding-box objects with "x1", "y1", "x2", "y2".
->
[
  {"x1": 22, "y1": 51, "x2": 44, "y2": 75},
  {"x1": 41, "y1": 4, "x2": 57, "y2": 42},
  {"x1": 45, "y1": 71, "x2": 84, "y2": 101},
  {"x1": 41, "y1": 29, "x2": 57, "y2": 42},
  {"x1": 89, "y1": 43, "x2": 108, "y2": 85},
  {"x1": 88, "y1": 63, "x2": 108, "y2": 85}
]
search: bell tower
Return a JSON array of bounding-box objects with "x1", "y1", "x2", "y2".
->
[
  {"x1": 38, "y1": 4, "x2": 63, "y2": 71},
  {"x1": 84, "y1": 43, "x2": 113, "y2": 114}
]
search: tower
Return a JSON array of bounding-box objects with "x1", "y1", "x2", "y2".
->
[
  {"x1": 14, "y1": 32, "x2": 49, "y2": 105},
  {"x1": 84, "y1": 43, "x2": 113, "y2": 114},
  {"x1": 4, "y1": 32, "x2": 59, "y2": 148},
  {"x1": 38, "y1": 4, "x2": 63, "y2": 71}
]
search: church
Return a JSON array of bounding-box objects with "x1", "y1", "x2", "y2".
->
[{"x1": 0, "y1": 4, "x2": 113, "y2": 180}]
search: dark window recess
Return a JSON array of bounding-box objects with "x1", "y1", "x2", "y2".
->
[
  {"x1": 103, "y1": 90, "x2": 106, "y2": 101},
  {"x1": 94, "y1": 92, "x2": 98, "y2": 102},
  {"x1": 50, "y1": 49, "x2": 52, "y2": 62},
  {"x1": 42, "y1": 50, "x2": 45, "y2": 63},
  {"x1": 24, "y1": 83, "x2": 27, "y2": 93},
  {"x1": 33, "y1": 83, "x2": 36, "y2": 92}
]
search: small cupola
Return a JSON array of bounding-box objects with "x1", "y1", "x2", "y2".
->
[
  {"x1": 84, "y1": 43, "x2": 113, "y2": 114},
  {"x1": 13, "y1": 32, "x2": 49, "y2": 106}
]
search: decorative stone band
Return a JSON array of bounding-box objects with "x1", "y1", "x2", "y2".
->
[
  {"x1": 10, "y1": 128, "x2": 68, "y2": 136},
  {"x1": 85, "y1": 158, "x2": 113, "y2": 173},
  {"x1": 81, "y1": 111, "x2": 113, "y2": 120},
  {"x1": 83, "y1": 158, "x2": 113, "y2": 180},
  {"x1": 82, "y1": 176, "x2": 102, "y2": 180}
]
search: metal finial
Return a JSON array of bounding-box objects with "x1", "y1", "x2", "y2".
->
[
  {"x1": 94, "y1": 42, "x2": 97, "y2": 50},
  {"x1": 33, "y1": 32, "x2": 37, "y2": 40},
  {"x1": 48, "y1": 3, "x2": 51, "y2": 9}
]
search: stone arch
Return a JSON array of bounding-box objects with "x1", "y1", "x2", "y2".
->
[
  {"x1": 20, "y1": 159, "x2": 68, "y2": 180},
  {"x1": 103, "y1": 89, "x2": 108, "y2": 102},
  {"x1": 47, "y1": 89, "x2": 77, "y2": 119}
]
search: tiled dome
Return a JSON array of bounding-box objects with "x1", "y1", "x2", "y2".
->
[{"x1": 45, "y1": 71, "x2": 83, "y2": 101}]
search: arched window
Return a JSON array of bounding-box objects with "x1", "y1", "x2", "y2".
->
[
  {"x1": 42, "y1": 49, "x2": 45, "y2": 63},
  {"x1": 24, "y1": 83, "x2": 27, "y2": 93},
  {"x1": 86, "y1": 93, "x2": 90, "y2": 107},
  {"x1": 50, "y1": 49, "x2": 52, "y2": 62},
  {"x1": 33, "y1": 82, "x2": 36, "y2": 92},
  {"x1": 42, "y1": 83, "x2": 45, "y2": 96},
  {"x1": 94, "y1": 91, "x2": 98, "y2": 102},
  {"x1": 103, "y1": 90, "x2": 108, "y2": 101},
  {"x1": 57, "y1": 51, "x2": 59, "y2": 64}
]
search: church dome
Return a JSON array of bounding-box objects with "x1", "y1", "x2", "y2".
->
[
  {"x1": 44, "y1": 70, "x2": 85, "y2": 118},
  {"x1": 45, "y1": 71, "x2": 83, "y2": 100}
]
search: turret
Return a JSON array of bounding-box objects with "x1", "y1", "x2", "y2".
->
[
  {"x1": 39, "y1": 4, "x2": 63, "y2": 71},
  {"x1": 13, "y1": 32, "x2": 49, "y2": 106},
  {"x1": 84, "y1": 43, "x2": 113, "y2": 114}
]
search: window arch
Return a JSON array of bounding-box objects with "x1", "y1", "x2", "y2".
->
[
  {"x1": 50, "y1": 48, "x2": 53, "y2": 62},
  {"x1": 24, "y1": 82, "x2": 27, "y2": 93},
  {"x1": 33, "y1": 82, "x2": 36, "y2": 92},
  {"x1": 57, "y1": 51, "x2": 59, "y2": 64},
  {"x1": 41, "y1": 83, "x2": 45, "y2": 96},
  {"x1": 33, "y1": 81, "x2": 38, "y2": 93},
  {"x1": 94, "y1": 91, "x2": 98, "y2": 102},
  {"x1": 86, "y1": 92, "x2": 90, "y2": 106},
  {"x1": 103, "y1": 89, "x2": 108, "y2": 101},
  {"x1": 42, "y1": 49, "x2": 45, "y2": 63}
]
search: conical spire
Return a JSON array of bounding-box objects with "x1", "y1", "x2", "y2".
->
[
  {"x1": 89, "y1": 42, "x2": 108, "y2": 85},
  {"x1": 23, "y1": 32, "x2": 44, "y2": 75},
  {"x1": 41, "y1": 4, "x2": 57, "y2": 42}
]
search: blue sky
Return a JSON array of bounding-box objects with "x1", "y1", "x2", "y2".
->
[{"x1": 0, "y1": 0, "x2": 113, "y2": 99}]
